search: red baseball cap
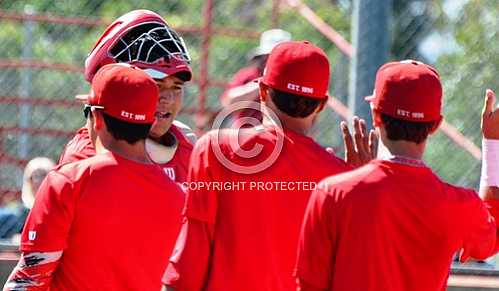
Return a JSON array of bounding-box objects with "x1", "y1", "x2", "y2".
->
[
  {"x1": 261, "y1": 40, "x2": 330, "y2": 99},
  {"x1": 366, "y1": 60, "x2": 443, "y2": 122},
  {"x1": 79, "y1": 63, "x2": 158, "y2": 124}
]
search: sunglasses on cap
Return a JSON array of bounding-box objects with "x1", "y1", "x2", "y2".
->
[{"x1": 83, "y1": 104, "x2": 105, "y2": 119}]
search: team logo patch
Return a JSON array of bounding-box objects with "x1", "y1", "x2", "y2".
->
[
  {"x1": 287, "y1": 83, "x2": 314, "y2": 94},
  {"x1": 28, "y1": 231, "x2": 36, "y2": 241},
  {"x1": 396, "y1": 109, "x2": 425, "y2": 119},
  {"x1": 121, "y1": 110, "x2": 146, "y2": 121},
  {"x1": 164, "y1": 167, "x2": 176, "y2": 181}
]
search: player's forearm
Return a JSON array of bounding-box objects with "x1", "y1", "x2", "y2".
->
[
  {"x1": 479, "y1": 138, "x2": 499, "y2": 215},
  {"x1": 3, "y1": 251, "x2": 62, "y2": 291},
  {"x1": 475, "y1": 138, "x2": 499, "y2": 257},
  {"x1": 480, "y1": 186, "x2": 499, "y2": 201},
  {"x1": 480, "y1": 138, "x2": 499, "y2": 199}
]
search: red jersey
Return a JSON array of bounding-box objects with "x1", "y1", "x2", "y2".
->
[
  {"x1": 295, "y1": 159, "x2": 499, "y2": 291},
  {"x1": 57, "y1": 123, "x2": 193, "y2": 183},
  {"x1": 220, "y1": 66, "x2": 262, "y2": 122},
  {"x1": 164, "y1": 126, "x2": 351, "y2": 291},
  {"x1": 21, "y1": 151, "x2": 185, "y2": 291},
  {"x1": 57, "y1": 127, "x2": 96, "y2": 165},
  {"x1": 156, "y1": 122, "x2": 194, "y2": 183}
]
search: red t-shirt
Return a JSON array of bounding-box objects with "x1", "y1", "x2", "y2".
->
[
  {"x1": 164, "y1": 126, "x2": 351, "y2": 291},
  {"x1": 21, "y1": 151, "x2": 185, "y2": 291},
  {"x1": 220, "y1": 66, "x2": 262, "y2": 123},
  {"x1": 295, "y1": 159, "x2": 499, "y2": 291},
  {"x1": 57, "y1": 127, "x2": 96, "y2": 165},
  {"x1": 57, "y1": 124, "x2": 193, "y2": 183}
]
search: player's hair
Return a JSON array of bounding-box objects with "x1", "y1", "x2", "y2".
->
[
  {"x1": 268, "y1": 88, "x2": 322, "y2": 118},
  {"x1": 381, "y1": 113, "x2": 439, "y2": 144},
  {"x1": 102, "y1": 113, "x2": 152, "y2": 144}
]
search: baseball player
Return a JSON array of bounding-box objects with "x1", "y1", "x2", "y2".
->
[
  {"x1": 3, "y1": 64, "x2": 185, "y2": 291},
  {"x1": 58, "y1": 9, "x2": 195, "y2": 183},
  {"x1": 295, "y1": 61, "x2": 499, "y2": 291},
  {"x1": 162, "y1": 41, "x2": 375, "y2": 291},
  {"x1": 219, "y1": 29, "x2": 291, "y2": 126}
]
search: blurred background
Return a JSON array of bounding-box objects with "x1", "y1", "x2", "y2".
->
[{"x1": 0, "y1": 0, "x2": 497, "y2": 226}]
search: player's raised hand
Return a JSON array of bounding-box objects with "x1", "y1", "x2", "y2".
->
[
  {"x1": 481, "y1": 89, "x2": 499, "y2": 140},
  {"x1": 341, "y1": 116, "x2": 378, "y2": 167}
]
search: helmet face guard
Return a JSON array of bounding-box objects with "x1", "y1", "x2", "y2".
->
[
  {"x1": 85, "y1": 10, "x2": 192, "y2": 82},
  {"x1": 110, "y1": 22, "x2": 190, "y2": 65}
]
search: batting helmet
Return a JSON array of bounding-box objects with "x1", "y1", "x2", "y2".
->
[{"x1": 85, "y1": 9, "x2": 192, "y2": 83}]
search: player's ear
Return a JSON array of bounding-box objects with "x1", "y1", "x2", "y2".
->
[
  {"x1": 371, "y1": 108, "x2": 382, "y2": 127},
  {"x1": 259, "y1": 82, "x2": 269, "y2": 103},
  {"x1": 316, "y1": 98, "x2": 328, "y2": 113},
  {"x1": 429, "y1": 116, "x2": 443, "y2": 135},
  {"x1": 92, "y1": 109, "x2": 104, "y2": 131}
]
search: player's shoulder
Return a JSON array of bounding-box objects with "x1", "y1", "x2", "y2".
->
[
  {"x1": 416, "y1": 166, "x2": 479, "y2": 201},
  {"x1": 70, "y1": 127, "x2": 93, "y2": 147},
  {"x1": 56, "y1": 151, "x2": 117, "y2": 179},
  {"x1": 317, "y1": 160, "x2": 382, "y2": 195},
  {"x1": 440, "y1": 181, "x2": 479, "y2": 202},
  {"x1": 193, "y1": 127, "x2": 232, "y2": 154},
  {"x1": 171, "y1": 120, "x2": 197, "y2": 146},
  {"x1": 58, "y1": 127, "x2": 96, "y2": 164},
  {"x1": 191, "y1": 127, "x2": 252, "y2": 161},
  {"x1": 232, "y1": 66, "x2": 260, "y2": 81}
]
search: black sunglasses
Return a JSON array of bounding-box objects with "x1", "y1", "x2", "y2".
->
[{"x1": 83, "y1": 104, "x2": 105, "y2": 119}]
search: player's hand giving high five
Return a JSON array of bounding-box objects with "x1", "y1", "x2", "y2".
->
[
  {"x1": 341, "y1": 116, "x2": 378, "y2": 168},
  {"x1": 482, "y1": 89, "x2": 499, "y2": 140}
]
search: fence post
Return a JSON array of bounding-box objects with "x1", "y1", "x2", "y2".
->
[
  {"x1": 18, "y1": 5, "x2": 35, "y2": 160},
  {"x1": 272, "y1": 0, "x2": 280, "y2": 28},
  {"x1": 197, "y1": 0, "x2": 214, "y2": 134},
  {"x1": 348, "y1": 0, "x2": 391, "y2": 127}
]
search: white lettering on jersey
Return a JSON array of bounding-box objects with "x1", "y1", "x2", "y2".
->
[
  {"x1": 164, "y1": 167, "x2": 176, "y2": 181},
  {"x1": 28, "y1": 231, "x2": 36, "y2": 241}
]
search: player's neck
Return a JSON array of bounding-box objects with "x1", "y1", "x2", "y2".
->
[
  {"x1": 261, "y1": 104, "x2": 314, "y2": 135},
  {"x1": 262, "y1": 115, "x2": 312, "y2": 135},
  {"x1": 381, "y1": 138, "x2": 426, "y2": 160},
  {"x1": 103, "y1": 139, "x2": 152, "y2": 164},
  {"x1": 93, "y1": 137, "x2": 106, "y2": 154}
]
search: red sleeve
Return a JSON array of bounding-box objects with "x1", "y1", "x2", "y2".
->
[
  {"x1": 294, "y1": 185, "x2": 336, "y2": 291},
  {"x1": 162, "y1": 218, "x2": 214, "y2": 290},
  {"x1": 163, "y1": 132, "x2": 221, "y2": 289},
  {"x1": 183, "y1": 132, "x2": 220, "y2": 223},
  {"x1": 3, "y1": 251, "x2": 62, "y2": 290},
  {"x1": 220, "y1": 66, "x2": 261, "y2": 102},
  {"x1": 460, "y1": 192, "x2": 498, "y2": 261},
  {"x1": 57, "y1": 128, "x2": 96, "y2": 166},
  {"x1": 20, "y1": 170, "x2": 78, "y2": 252},
  {"x1": 225, "y1": 66, "x2": 261, "y2": 89},
  {"x1": 484, "y1": 198, "x2": 499, "y2": 253}
]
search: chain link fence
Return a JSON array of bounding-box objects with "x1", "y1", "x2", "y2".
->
[
  {"x1": 0, "y1": 0, "x2": 350, "y2": 202},
  {"x1": 0, "y1": 0, "x2": 497, "y2": 204},
  {"x1": 393, "y1": 0, "x2": 498, "y2": 190}
]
